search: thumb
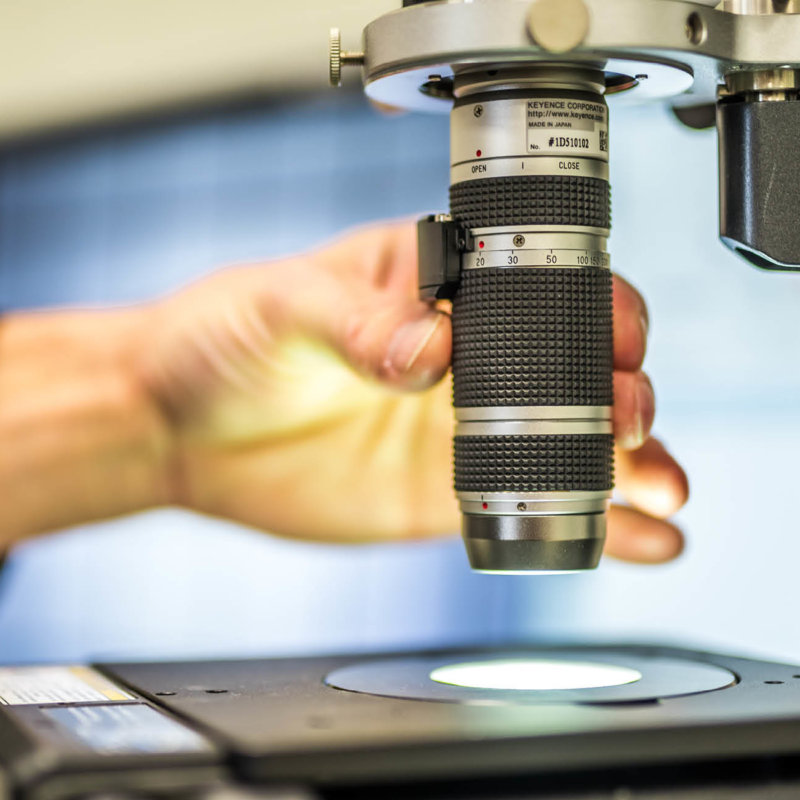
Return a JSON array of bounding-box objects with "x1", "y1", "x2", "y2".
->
[
  {"x1": 270, "y1": 264, "x2": 452, "y2": 391},
  {"x1": 344, "y1": 299, "x2": 452, "y2": 390}
]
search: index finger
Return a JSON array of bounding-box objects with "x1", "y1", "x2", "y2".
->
[{"x1": 613, "y1": 273, "x2": 649, "y2": 372}]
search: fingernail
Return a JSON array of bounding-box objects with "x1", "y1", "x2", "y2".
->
[
  {"x1": 384, "y1": 312, "x2": 443, "y2": 378},
  {"x1": 640, "y1": 310, "x2": 649, "y2": 342},
  {"x1": 636, "y1": 374, "x2": 655, "y2": 448},
  {"x1": 622, "y1": 377, "x2": 649, "y2": 450}
]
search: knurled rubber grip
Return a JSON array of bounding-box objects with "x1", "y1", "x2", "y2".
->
[
  {"x1": 454, "y1": 434, "x2": 614, "y2": 493},
  {"x1": 450, "y1": 175, "x2": 610, "y2": 230},
  {"x1": 452, "y1": 267, "x2": 613, "y2": 407},
  {"x1": 451, "y1": 265, "x2": 614, "y2": 498}
]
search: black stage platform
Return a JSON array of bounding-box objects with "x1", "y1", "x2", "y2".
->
[{"x1": 3, "y1": 644, "x2": 800, "y2": 799}]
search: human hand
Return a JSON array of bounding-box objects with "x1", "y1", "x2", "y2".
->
[{"x1": 139, "y1": 221, "x2": 688, "y2": 561}]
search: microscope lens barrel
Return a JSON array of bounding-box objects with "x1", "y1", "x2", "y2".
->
[{"x1": 449, "y1": 70, "x2": 614, "y2": 572}]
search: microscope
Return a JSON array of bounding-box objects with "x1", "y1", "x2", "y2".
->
[
  {"x1": 331, "y1": 0, "x2": 800, "y2": 574},
  {"x1": 8, "y1": 5, "x2": 800, "y2": 798}
]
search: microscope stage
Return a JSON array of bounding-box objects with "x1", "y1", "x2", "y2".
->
[
  {"x1": 98, "y1": 644, "x2": 800, "y2": 785},
  {"x1": 4, "y1": 644, "x2": 800, "y2": 798}
]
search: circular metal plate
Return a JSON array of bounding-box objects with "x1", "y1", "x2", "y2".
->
[
  {"x1": 325, "y1": 650, "x2": 737, "y2": 705},
  {"x1": 365, "y1": 59, "x2": 693, "y2": 113}
]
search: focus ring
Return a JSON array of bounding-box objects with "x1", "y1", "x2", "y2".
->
[
  {"x1": 452, "y1": 267, "x2": 613, "y2": 407},
  {"x1": 454, "y1": 434, "x2": 614, "y2": 493},
  {"x1": 450, "y1": 175, "x2": 610, "y2": 229}
]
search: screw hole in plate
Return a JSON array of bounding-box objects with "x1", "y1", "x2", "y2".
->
[{"x1": 686, "y1": 12, "x2": 707, "y2": 46}]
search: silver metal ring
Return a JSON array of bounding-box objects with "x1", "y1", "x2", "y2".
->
[
  {"x1": 465, "y1": 231, "x2": 606, "y2": 251},
  {"x1": 362, "y1": 0, "x2": 709, "y2": 114},
  {"x1": 456, "y1": 419, "x2": 612, "y2": 437},
  {"x1": 456, "y1": 406, "x2": 612, "y2": 421},
  {"x1": 459, "y1": 497, "x2": 609, "y2": 515},
  {"x1": 450, "y1": 156, "x2": 609, "y2": 184},
  {"x1": 469, "y1": 224, "x2": 610, "y2": 236},
  {"x1": 462, "y1": 252, "x2": 610, "y2": 270}
]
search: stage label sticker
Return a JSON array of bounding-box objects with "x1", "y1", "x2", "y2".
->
[
  {"x1": 0, "y1": 666, "x2": 134, "y2": 706},
  {"x1": 44, "y1": 704, "x2": 211, "y2": 754}
]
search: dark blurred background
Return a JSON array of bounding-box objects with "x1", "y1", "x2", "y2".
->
[{"x1": 2, "y1": 1, "x2": 800, "y2": 665}]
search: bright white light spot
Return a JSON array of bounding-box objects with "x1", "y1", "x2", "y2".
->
[
  {"x1": 430, "y1": 659, "x2": 642, "y2": 691},
  {"x1": 475, "y1": 570, "x2": 583, "y2": 576}
]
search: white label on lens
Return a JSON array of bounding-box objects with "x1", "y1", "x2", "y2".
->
[{"x1": 526, "y1": 99, "x2": 608, "y2": 161}]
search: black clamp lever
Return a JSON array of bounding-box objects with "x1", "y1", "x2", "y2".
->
[{"x1": 417, "y1": 215, "x2": 472, "y2": 300}]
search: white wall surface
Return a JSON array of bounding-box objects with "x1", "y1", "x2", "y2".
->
[{"x1": 0, "y1": 0, "x2": 391, "y2": 139}]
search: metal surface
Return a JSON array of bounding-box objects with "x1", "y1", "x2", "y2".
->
[
  {"x1": 527, "y1": 0, "x2": 591, "y2": 53},
  {"x1": 455, "y1": 406, "x2": 613, "y2": 420},
  {"x1": 462, "y1": 252, "x2": 610, "y2": 269},
  {"x1": 6, "y1": 648, "x2": 800, "y2": 797},
  {"x1": 722, "y1": 0, "x2": 800, "y2": 12},
  {"x1": 100, "y1": 645, "x2": 800, "y2": 788},
  {"x1": 328, "y1": 27, "x2": 364, "y2": 87},
  {"x1": 329, "y1": 28, "x2": 342, "y2": 87},
  {"x1": 718, "y1": 96, "x2": 800, "y2": 267},
  {"x1": 471, "y1": 223, "x2": 611, "y2": 236},
  {"x1": 456, "y1": 421, "x2": 613, "y2": 436},
  {"x1": 460, "y1": 492, "x2": 609, "y2": 516},
  {"x1": 462, "y1": 513, "x2": 607, "y2": 571},
  {"x1": 325, "y1": 650, "x2": 736, "y2": 704},
  {"x1": 355, "y1": 0, "x2": 800, "y2": 113},
  {"x1": 724, "y1": 67, "x2": 800, "y2": 94}
]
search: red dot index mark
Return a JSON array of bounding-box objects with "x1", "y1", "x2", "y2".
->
[
  {"x1": 482, "y1": 502, "x2": 488, "y2": 510},
  {"x1": 476, "y1": 149, "x2": 482, "y2": 157},
  {"x1": 479, "y1": 241, "x2": 485, "y2": 249}
]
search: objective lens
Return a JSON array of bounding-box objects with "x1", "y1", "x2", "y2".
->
[
  {"x1": 449, "y1": 66, "x2": 614, "y2": 573},
  {"x1": 431, "y1": 659, "x2": 642, "y2": 691}
]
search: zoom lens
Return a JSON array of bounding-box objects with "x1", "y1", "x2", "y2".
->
[{"x1": 449, "y1": 67, "x2": 614, "y2": 572}]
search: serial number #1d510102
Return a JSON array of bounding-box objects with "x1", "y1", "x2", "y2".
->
[{"x1": 549, "y1": 136, "x2": 590, "y2": 149}]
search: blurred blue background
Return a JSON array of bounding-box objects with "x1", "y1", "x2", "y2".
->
[
  {"x1": 2, "y1": 91, "x2": 800, "y2": 665},
  {"x1": 0, "y1": 93, "x2": 532, "y2": 663}
]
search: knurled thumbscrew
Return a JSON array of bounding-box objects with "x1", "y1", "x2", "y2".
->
[{"x1": 329, "y1": 28, "x2": 365, "y2": 87}]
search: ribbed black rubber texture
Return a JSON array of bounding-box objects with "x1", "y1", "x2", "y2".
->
[
  {"x1": 452, "y1": 267, "x2": 613, "y2": 407},
  {"x1": 454, "y1": 434, "x2": 614, "y2": 493},
  {"x1": 450, "y1": 175, "x2": 610, "y2": 229}
]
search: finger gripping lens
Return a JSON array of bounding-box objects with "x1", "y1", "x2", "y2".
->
[{"x1": 448, "y1": 70, "x2": 614, "y2": 573}]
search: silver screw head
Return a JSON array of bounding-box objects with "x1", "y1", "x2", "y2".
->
[
  {"x1": 329, "y1": 28, "x2": 342, "y2": 87},
  {"x1": 517, "y1": 502, "x2": 528, "y2": 512},
  {"x1": 527, "y1": 0, "x2": 590, "y2": 53},
  {"x1": 513, "y1": 235, "x2": 526, "y2": 247},
  {"x1": 473, "y1": 105, "x2": 483, "y2": 118}
]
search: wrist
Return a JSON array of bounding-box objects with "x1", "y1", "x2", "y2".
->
[
  {"x1": 115, "y1": 304, "x2": 177, "y2": 511},
  {"x1": 0, "y1": 305, "x2": 174, "y2": 544}
]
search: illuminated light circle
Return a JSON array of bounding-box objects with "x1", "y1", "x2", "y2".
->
[
  {"x1": 476, "y1": 569, "x2": 582, "y2": 575},
  {"x1": 430, "y1": 659, "x2": 642, "y2": 691}
]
